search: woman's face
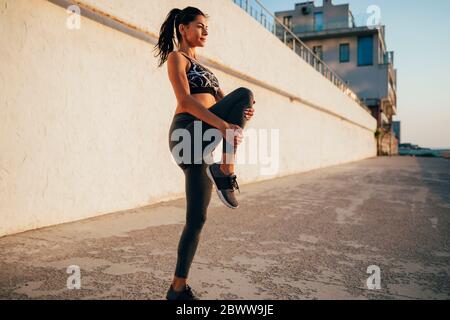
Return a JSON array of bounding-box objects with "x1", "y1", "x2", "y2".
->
[{"x1": 180, "y1": 15, "x2": 209, "y2": 48}]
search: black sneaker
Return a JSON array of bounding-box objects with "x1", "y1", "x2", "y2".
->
[
  {"x1": 166, "y1": 284, "x2": 199, "y2": 300},
  {"x1": 206, "y1": 162, "x2": 240, "y2": 209}
]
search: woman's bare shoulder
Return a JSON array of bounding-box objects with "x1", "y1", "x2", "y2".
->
[{"x1": 167, "y1": 51, "x2": 189, "y2": 72}]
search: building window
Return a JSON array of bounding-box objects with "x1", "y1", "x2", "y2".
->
[
  {"x1": 357, "y1": 35, "x2": 373, "y2": 66},
  {"x1": 340, "y1": 43, "x2": 350, "y2": 63},
  {"x1": 283, "y1": 15, "x2": 292, "y2": 29},
  {"x1": 314, "y1": 12, "x2": 324, "y2": 31},
  {"x1": 313, "y1": 45, "x2": 323, "y2": 60}
]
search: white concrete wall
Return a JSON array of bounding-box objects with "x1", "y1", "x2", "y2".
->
[{"x1": 0, "y1": 0, "x2": 377, "y2": 237}]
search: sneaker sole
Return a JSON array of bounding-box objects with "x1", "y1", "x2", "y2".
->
[{"x1": 206, "y1": 165, "x2": 239, "y2": 209}]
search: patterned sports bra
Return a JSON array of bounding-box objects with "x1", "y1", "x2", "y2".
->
[{"x1": 178, "y1": 52, "x2": 220, "y2": 98}]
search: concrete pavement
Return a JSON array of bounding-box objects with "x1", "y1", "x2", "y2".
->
[{"x1": 0, "y1": 156, "x2": 449, "y2": 299}]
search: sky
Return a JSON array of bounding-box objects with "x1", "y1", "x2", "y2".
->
[{"x1": 261, "y1": 0, "x2": 450, "y2": 149}]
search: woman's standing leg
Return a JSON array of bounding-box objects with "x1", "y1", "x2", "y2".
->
[{"x1": 171, "y1": 163, "x2": 212, "y2": 291}]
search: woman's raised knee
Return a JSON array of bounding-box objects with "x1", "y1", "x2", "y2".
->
[
  {"x1": 234, "y1": 87, "x2": 254, "y2": 109},
  {"x1": 236, "y1": 87, "x2": 253, "y2": 100}
]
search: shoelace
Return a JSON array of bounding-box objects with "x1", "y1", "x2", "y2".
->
[{"x1": 230, "y1": 175, "x2": 240, "y2": 194}]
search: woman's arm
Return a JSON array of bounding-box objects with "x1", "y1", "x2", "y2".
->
[{"x1": 167, "y1": 52, "x2": 229, "y2": 133}]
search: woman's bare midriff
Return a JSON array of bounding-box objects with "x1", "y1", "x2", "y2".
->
[{"x1": 174, "y1": 93, "x2": 216, "y2": 116}]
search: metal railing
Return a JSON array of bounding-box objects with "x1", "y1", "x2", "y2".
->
[{"x1": 232, "y1": 0, "x2": 367, "y2": 109}]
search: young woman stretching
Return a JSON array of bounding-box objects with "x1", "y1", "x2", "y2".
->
[{"x1": 154, "y1": 6, "x2": 255, "y2": 300}]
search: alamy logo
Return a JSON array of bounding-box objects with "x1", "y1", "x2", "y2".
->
[
  {"x1": 366, "y1": 5, "x2": 381, "y2": 29},
  {"x1": 170, "y1": 121, "x2": 280, "y2": 176},
  {"x1": 66, "y1": 265, "x2": 81, "y2": 289},
  {"x1": 366, "y1": 265, "x2": 381, "y2": 290},
  {"x1": 66, "y1": 5, "x2": 81, "y2": 30}
]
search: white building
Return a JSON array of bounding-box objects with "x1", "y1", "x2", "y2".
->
[{"x1": 275, "y1": 0, "x2": 398, "y2": 155}]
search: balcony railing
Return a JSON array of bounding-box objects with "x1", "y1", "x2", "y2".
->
[
  {"x1": 232, "y1": 0, "x2": 367, "y2": 109},
  {"x1": 289, "y1": 18, "x2": 355, "y2": 33}
]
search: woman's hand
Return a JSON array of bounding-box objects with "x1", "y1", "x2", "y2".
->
[
  {"x1": 244, "y1": 100, "x2": 256, "y2": 120},
  {"x1": 220, "y1": 122, "x2": 244, "y2": 146}
]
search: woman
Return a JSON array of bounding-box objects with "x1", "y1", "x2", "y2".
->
[{"x1": 153, "y1": 6, "x2": 255, "y2": 300}]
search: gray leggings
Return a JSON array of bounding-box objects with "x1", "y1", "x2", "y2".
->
[{"x1": 168, "y1": 87, "x2": 254, "y2": 278}]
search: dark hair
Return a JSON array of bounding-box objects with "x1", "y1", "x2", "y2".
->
[{"x1": 153, "y1": 6, "x2": 208, "y2": 68}]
